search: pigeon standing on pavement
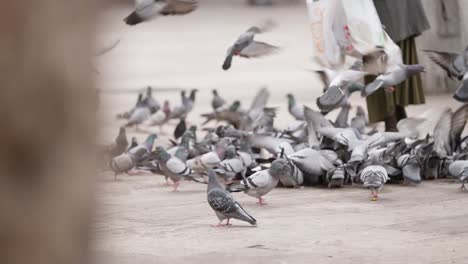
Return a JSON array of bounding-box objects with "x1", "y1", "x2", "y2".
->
[
  {"x1": 145, "y1": 86, "x2": 160, "y2": 114},
  {"x1": 212, "y1": 89, "x2": 226, "y2": 111},
  {"x1": 448, "y1": 160, "x2": 468, "y2": 191},
  {"x1": 222, "y1": 20, "x2": 279, "y2": 70},
  {"x1": 206, "y1": 170, "x2": 257, "y2": 227},
  {"x1": 226, "y1": 159, "x2": 288, "y2": 205},
  {"x1": 153, "y1": 146, "x2": 202, "y2": 191},
  {"x1": 126, "y1": 95, "x2": 152, "y2": 128},
  {"x1": 359, "y1": 164, "x2": 390, "y2": 201},
  {"x1": 174, "y1": 117, "x2": 187, "y2": 140}
]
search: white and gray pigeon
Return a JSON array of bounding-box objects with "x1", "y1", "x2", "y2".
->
[
  {"x1": 170, "y1": 90, "x2": 194, "y2": 120},
  {"x1": 206, "y1": 170, "x2": 257, "y2": 227},
  {"x1": 226, "y1": 159, "x2": 288, "y2": 205},
  {"x1": 316, "y1": 63, "x2": 366, "y2": 112},
  {"x1": 222, "y1": 20, "x2": 279, "y2": 70},
  {"x1": 211, "y1": 89, "x2": 226, "y2": 111},
  {"x1": 144, "y1": 86, "x2": 160, "y2": 114},
  {"x1": 350, "y1": 106, "x2": 368, "y2": 134},
  {"x1": 215, "y1": 146, "x2": 248, "y2": 182},
  {"x1": 286, "y1": 93, "x2": 304, "y2": 120},
  {"x1": 362, "y1": 64, "x2": 425, "y2": 97},
  {"x1": 423, "y1": 47, "x2": 467, "y2": 80},
  {"x1": 124, "y1": 0, "x2": 198, "y2": 26},
  {"x1": 126, "y1": 96, "x2": 152, "y2": 128},
  {"x1": 186, "y1": 138, "x2": 230, "y2": 171},
  {"x1": 447, "y1": 160, "x2": 468, "y2": 191},
  {"x1": 110, "y1": 134, "x2": 157, "y2": 180},
  {"x1": 432, "y1": 104, "x2": 468, "y2": 158},
  {"x1": 276, "y1": 153, "x2": 304, "y2": 188},
  {"x1": 396, "y1": 154, "x2": 422, "y2": 184},
  {"x1": 334, "y1": 104, "x2": 351, "y2": 128},
  {"x1": 289, "y1": 148, "x2": 335, "y2": 185},
  {"x1": 359, "y1": 164, "x2": 390, "y2": 201},
  {"x1": 153, "y1": 146, "x2": 202, "y2": 191},
  {"x1": 423, "y1": 47, "x2": 468, "y2": 102}
]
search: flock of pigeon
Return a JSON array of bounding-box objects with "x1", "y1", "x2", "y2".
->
[{"x1": 99, "y1": 1, "x2": 468, "y2": 226}]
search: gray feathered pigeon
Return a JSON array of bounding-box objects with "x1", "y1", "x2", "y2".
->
[
  {"x1": 334, "y1": 104, "x2": 351, "y2": 128},
  {"x1": 448, "y1": 160, "x2": 468, "y2": 191},
  {"x1": 215, "y1": 146, "x2": 248, "y2": 182},
  {"x1": 110, "y1": 134, "x2": 157, "y2": 180},
  {"x1": 207, "y1": 170, "x2": 257, "y2": 227},
  {"x1": 289, "y1": 148, "x2": 335, "y2": 185},
  {"x1": 124, "y1": 0, "x2": 198, "y2": 26},
  {"x1": 212, "y1": 89, "x2": 226, "y2": 111},
  {"x1": 126, "y1": 97, "x2": 151, "y2": 128},
  {"x1": 316, "y1": 67, "x2": 366, "y2": 112},
  {"x1": 222, "y1": 20, "x2": 279, "y2": 70},
  {"x1": 359, "y1": 164, "x2": 389, "y2": 201},
  {"x1": 187, "y1": 138, "x2": 231, "y2": 171},
  {"x1": 145, "y1": 86, "x2": 160, "y2": 114},
  {"x1": 362, "y1": 64, "x2": 425, "y2": 97},
  {"x1": 433, "y1": 104, "x2": 468, "y2": 158},
  {"x1": 423, "y1": 47, "x2": 468, "y2": 101},
  {"x1": 226, "y1": 159, "x2": 288, "y2": 205},
  {"x1": 286, "y1": 93, "x2": 304, "y2": 120},
  {"x1": 423, "y1": 47, "x2": 467, "y2": 80},
  {"x1": 153, "y1": 145, "x2": 202, "y2": 191}
]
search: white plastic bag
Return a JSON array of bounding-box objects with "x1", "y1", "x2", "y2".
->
[
  {"x1": 307, "y1": 0, "x2": 402, "y2": 66},
  {"x1": 306, "y1": 0, "x2": 346, "y2": 67}
]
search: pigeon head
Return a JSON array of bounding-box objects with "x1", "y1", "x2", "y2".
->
[
  {"x1": 269, "y1": 159, "x2": 289, "y2": 178},
  {"x1": 215, "y1": 126, "x2": 226, "y2": 138},
  {"x1": 229, "y1": 101, "x2": 241, "y2": 111},
  {"x1": 406, "y1": 64, "x2": 425, "y2": 75},
  {"x1": 189, "y1": 89, "x2": 198, "y2": 101},
  {"x1": 162, "y1": 100, "x2": 171, "y2": 116},
  {"x1": 116, "y1": 127, "x2": 127, "y2": 145},
  {"x1": 207, "y1": 169, "x2": 223, "y2": 190},
  {"x1": 212, "y1": 89, "x2": 218, "y2": 96},
  {"x1": 146, "y1": 86, "x2": 153, "y2": 96},
  {"x1": 153, "y1": 146, "x2": 171, "y2": 162},
  {"x1": 215, "y1": 138, "x2": 231, "y2": 159},
  {"x1": 224, "y1": 146, "x2": 238, "y2": 159},
  {"x1": 144, "y1": 134, "x2": 158, "y2": 151},
  {"x1": 286, "y1": 93, "x2": 295, "y2": 108},
  {"x1": 136, "y1": 93, "x2": 144, "y2": 106}
]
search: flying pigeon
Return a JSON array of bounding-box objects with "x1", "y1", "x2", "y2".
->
[
  {"x1": 362, "y1": 64, "x2": 425, "y2": 97},
  {"x1": 222, "y1": 20, "x2": 279, "y2": 70},
  {"x1": 423, "y1": 47, "x2": 468, "y2": 101},
  {"x1": 206, "y1": 170, "x2": 257, "y2": 227},
  {"x1": 124, "y1": 0, "x2": 198, "y2": 26}
]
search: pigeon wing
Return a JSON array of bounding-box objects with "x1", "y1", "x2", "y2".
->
[{"x1": 239, "y1": 41, "x2": 279, "y2": 58}]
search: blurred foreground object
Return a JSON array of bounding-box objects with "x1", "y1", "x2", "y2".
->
[{"x1": 0, "y1": 1, "x2": 97, "y2": 264}]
